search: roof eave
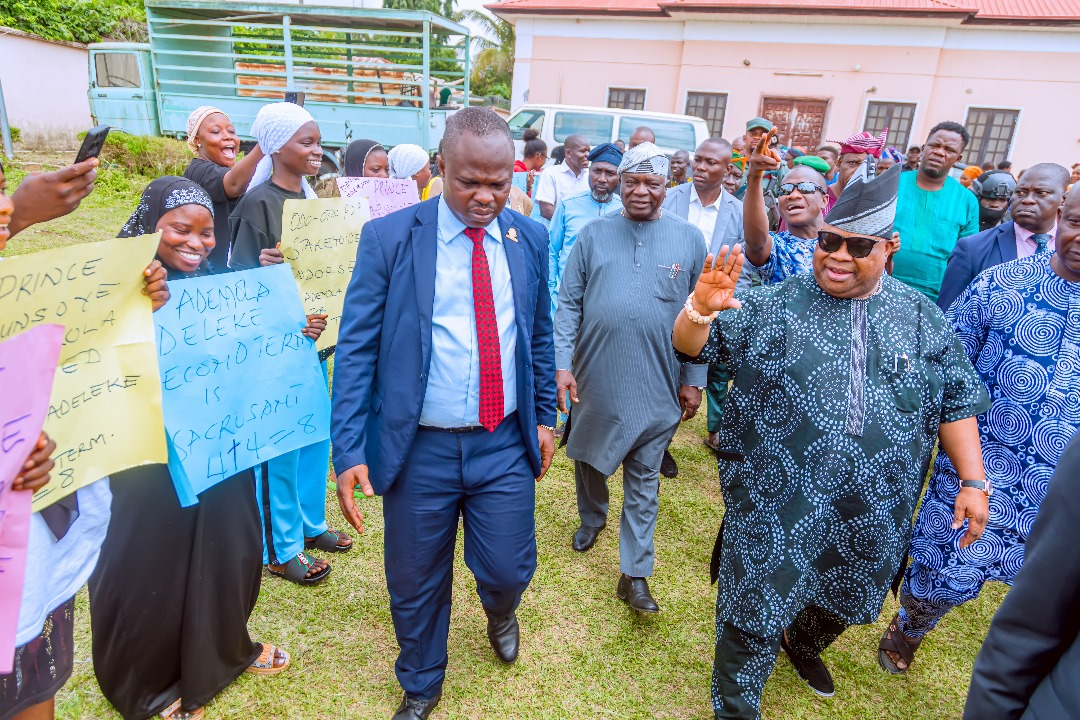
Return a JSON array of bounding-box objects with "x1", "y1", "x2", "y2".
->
[
  {"x1": 486, "y1": 5, "x2": 669, "y2": 17},
  {"x1": 961, "y1": 16, "x2": 1080, "y2": 25}
]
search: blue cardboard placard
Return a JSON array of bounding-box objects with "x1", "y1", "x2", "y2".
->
[
  {"x1": 512, "y1": 171, "x2": 529, "y2": 194},
  {"x1": 153, "y1": 264, "x2": 331, "y2": 504}
]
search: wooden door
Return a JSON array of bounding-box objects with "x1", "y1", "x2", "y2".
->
[{"x1": 760, "y1": 97, "x2": 830, "y2": 150}]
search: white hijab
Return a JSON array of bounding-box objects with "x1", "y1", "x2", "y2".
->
[
  {"x1": 387, "y1": 144, "x2": 429, "y2": 180},
  {"x1": 246, "y1": 102, "x2": 318, "y2": 198}
]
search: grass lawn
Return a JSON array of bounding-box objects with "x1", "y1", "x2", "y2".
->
[{"x1": 4, "y1": 155, "x2": 1005, "y2": 719}]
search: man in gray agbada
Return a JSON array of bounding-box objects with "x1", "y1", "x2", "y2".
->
[{"x1": 554, "y1": 142, "x2": 708, "y2": 614}]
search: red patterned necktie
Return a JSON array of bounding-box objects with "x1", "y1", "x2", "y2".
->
[{"x1": 464, "y1": 227, "x2": 504, "y2": 432}]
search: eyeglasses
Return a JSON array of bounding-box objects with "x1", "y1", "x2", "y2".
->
[
  {"x1": 778, "y1": 181, "x2": 826, "y2": 197},
  {"x1": 817, "y1": 230, "x2": 881, "y2": 259}
]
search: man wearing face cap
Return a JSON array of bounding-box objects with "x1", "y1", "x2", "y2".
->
[
  {"x1": 671, "y1": 158, "x2": 991, "y2": 718},
  {"x1": 548, "y1": 142, "x2": 624, "y2": 314},
  {"x1": 554, "y1": 142, "x2": 708, "y2": 614}
]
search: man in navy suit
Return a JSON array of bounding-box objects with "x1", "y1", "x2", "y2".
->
[
  {"x1": 937, "y1": 163, "x2": 1069, "y2": 310},
  {"x1": 331, "y1": 107, "x2": 557, "y2": 720}
]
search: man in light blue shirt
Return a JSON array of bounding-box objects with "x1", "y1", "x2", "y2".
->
[
  {"x1": 421, "y1": 194, "x2": 518, "y2": 427},
  {"x1": 548, "y1": 142, "x2": 623, "y2": 314}
]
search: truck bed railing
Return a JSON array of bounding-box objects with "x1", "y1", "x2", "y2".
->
[{"x1": 135, "y1": 1, "x2": 472, "y2": 150}]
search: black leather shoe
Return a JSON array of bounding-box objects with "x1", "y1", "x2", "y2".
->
[
  {"x1": 660, "y1": 449, "x2": 679, "y2": 478},
  {"x1": 485, "y1": 610, "x2": 520, "y2": 664},
  {"x1": 392, "y1": 693, "x2": 441, "y2": 720},
  {"x1": 572, "y1": 523, "x2": 605, "y2": 552},
  {"x1": 617, "y1": 574, "x2": 659, "y2": 614},
  {"x1": 781, "y1": 632, "x2": 835, "y2": 697}
]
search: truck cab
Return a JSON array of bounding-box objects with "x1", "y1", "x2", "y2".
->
[{"x1": 88, "y1": 43, "x2": 160, "y2": 136}]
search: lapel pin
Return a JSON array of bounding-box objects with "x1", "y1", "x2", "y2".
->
[{"x1": 507, "y1": 227, "x2": 519, "y2": 243}]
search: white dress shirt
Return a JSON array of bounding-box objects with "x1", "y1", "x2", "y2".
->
[
  {"x1": 420, "y1": 196, "x2": 518, "y2": 427},
  {"x1": 687, "y1": 185, "x2": 724, "y2": 251},
  {"x1": 534, "y1": 162, "x2": 589, "y2": 208}
]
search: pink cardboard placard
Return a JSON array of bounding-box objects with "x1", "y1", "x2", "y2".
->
[{"x1": 0, "y1": 324, "x2": 65, "y2": 673}]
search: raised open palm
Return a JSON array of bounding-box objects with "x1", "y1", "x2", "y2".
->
[{"x1": 693, "y1": 245, "x2": 745, "y2": 313}]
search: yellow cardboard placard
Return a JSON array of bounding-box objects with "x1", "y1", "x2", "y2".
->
[
  {"x1": 0, "y1": 234, "x2": 167, "y2": 511},
  {"x1": 279, "y1": 197, "x2": 369, "y2": 351}
]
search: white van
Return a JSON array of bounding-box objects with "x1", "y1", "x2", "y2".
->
[{"x1": 506, "y1": 104, "x2": 709, "y2": 160}]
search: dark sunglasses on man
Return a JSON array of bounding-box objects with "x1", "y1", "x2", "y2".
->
[
  {"x1": 817, "y1": 230, "x2": 882, "y2": 259},
  {"x1": 778, "y1": 181, "x2": 826, "y2": 197}
]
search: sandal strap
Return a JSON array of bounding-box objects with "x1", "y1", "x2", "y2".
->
[
  {"x1": 251, "y1": 643, "x2": 282, "y2": 669},
  {"x1": 284, "y1": 553, "x2": 315, "y2": 583},
  {"x1": 879, "y1": 616, "x2": 920, "y2": 665}
]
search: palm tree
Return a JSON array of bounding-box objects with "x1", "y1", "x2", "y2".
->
[{"x1": 459, "y1": 10, "x2": 514, "y2": 88}]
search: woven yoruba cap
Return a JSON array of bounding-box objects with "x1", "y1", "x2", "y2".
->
[
  {"x1": 824, "y1": 159, "x2": 901, "y2": 239},
  {"x1": 617, "y1": 141, "x2": 669, "y2": 177}
]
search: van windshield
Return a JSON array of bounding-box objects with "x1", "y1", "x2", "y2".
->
[
  {"x1": 94, "y1": 53, "x2": 141, "y2": 89},
  {"x1": 508, "y1": 109, "x2": 545, "y2": 140},
  {"x1": 553, "y1": 112, "x2": 613, "y2": 147},
  {"x1": 618, "y1": 117, "x2": 696, "y2": 152}
]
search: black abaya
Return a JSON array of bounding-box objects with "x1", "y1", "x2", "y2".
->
[{"x1": 88, "y1": 466, "x2": 262, "y2": 719}]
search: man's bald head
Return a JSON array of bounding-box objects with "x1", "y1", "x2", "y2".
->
[
  {"x1": 629, "y1": 126, "x2": 655, "y2": 148},
  {"x1": 1012, "y1": 162, "x2": 1070, "y2": 233},
  {"x1": 1020, "y1": 163, "x2": 1071, "y2": 190},
  {"x1": 1052, "y1": 186, "x2": 1080, "y2": 281},
  {"x1": 564, "y1": 134, "x2": 588, "y2": 152},
  {"x1": 563, "y1": 135, "x2": 591, "y2": 173}
]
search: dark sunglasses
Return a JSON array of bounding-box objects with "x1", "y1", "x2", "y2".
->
[
  {"x1": 817, "y1": 231, "x2": 882, "y2": 259},
  {"x1": 778, "y1": 181, "x2": 826, "y2": 197}
]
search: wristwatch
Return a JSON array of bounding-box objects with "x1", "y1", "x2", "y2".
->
[
  {"x1": 538, "y1": 424, "x2": 556, "y2": 433},
  {"x1": 960, "y1": 479, "x2": 992, "y2": 497}
]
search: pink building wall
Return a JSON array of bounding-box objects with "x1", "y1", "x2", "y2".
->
[
  {"x1": 0, "y1": 29, "x2": 92, "y2": 138},
  {"x1": 511, "y1": 17, "x2": 1080, "y2": 169}
]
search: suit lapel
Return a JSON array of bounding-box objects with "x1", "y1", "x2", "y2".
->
[
  {"x1": 498, "y1": 210, "x2": 530, "y2": 343},
  {"x1": 412, "y1": 200, "x2": 439, "y2": 366},
  {"x1": 998, "y1": 222, "x2": 1019, "y2": 263},
  {"x1": 710, "y1": 195, "x2": 737, "y2": 255}
]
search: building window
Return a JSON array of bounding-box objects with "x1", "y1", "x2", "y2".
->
[
  {"x1": 863, "y1": 101, "x2": 915, "y2": 151},
  {"x1": 608, "y1": 87, "x2": 645, "y2": 111},
  {"x1": 965, "y1": 108, "x2": 1019, "y2": 166},
  {"x1": 685, "y1": 92, "x2": 728, "y2": 137}
]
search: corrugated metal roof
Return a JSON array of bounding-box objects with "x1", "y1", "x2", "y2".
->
[
  {"x1": 665, "y1": 0, "x2": 973, "y2": 10},
  {"x1": 971, "y1": 0, "x2": 1080, "y2": 19},
  {"x1": 486, "y1": 0, "x2": 1080, "y2": 19}
]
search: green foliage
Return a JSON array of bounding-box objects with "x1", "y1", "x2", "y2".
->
[
  {"x1": 380, "y1": 0, "x2": 464, "y2": 83},
  {"x1": 0, "y1": 0, "x2": 146, "y2": 44},
  {"x1": 460, "y1": 10, "x2": 514, "y2": 100},
  {"x1": 98, "y1": 132, "x2": 191, "y2": 178},
  {"x1": 8, "y1": 126, "x2": 20, "y2": 144}
]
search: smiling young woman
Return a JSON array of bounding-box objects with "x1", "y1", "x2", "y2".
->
[
  {"x1": 183, "y1": 107, "x2": 265, "y2": 271},
  {"x1": 88, "y1": 177, "x2": 291, "y2": 720},
  {"x1": 223, "y1": 102, "x2": 352, "y2": 587}
]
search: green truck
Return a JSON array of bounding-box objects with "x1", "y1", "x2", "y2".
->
[{"x1": 88, "y1": 0, "x2": 471, "y2": 173}]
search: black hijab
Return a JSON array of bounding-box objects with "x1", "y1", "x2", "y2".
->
[
  {"x1": 119, "y1": 176, "x2": 216, "y2": 277},
  {"x1": 343, "y1": 139, "x2": 385, "y2": 178},
  {"x1": 120, "y1": 176, "x2": 215, "y2": 237}
]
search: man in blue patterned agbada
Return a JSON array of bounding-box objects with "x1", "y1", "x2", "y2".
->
[{"x1": 879, "y1": 187, "x2": 1080, "y2": 674}]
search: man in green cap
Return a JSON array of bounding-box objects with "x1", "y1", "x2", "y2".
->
[
  {"x1": 743, "y1": 117, "x2": 774, "y2": 150},
  {"x1": 737, "y1": 117, "x2": 785, "y2": 223}
]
